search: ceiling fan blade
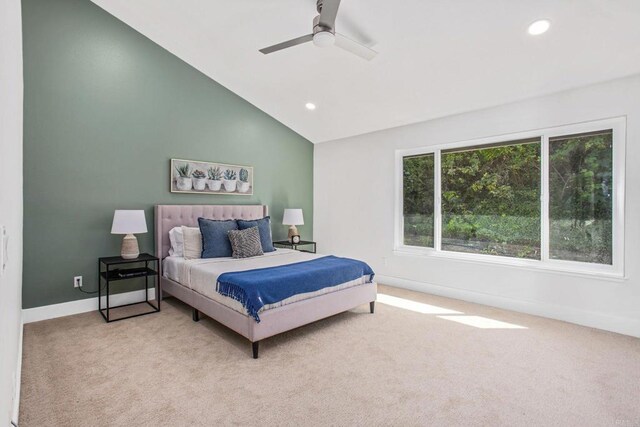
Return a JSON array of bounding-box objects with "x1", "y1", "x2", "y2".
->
[
  {"x1": 318, "y1": 0, "x2": 341, "y2": 29},
  {"x1": 259, "y1": 34, "x2": 314, "y2": 54},
  {"x1": 334, "y1": 33, "x2": 377, "y2": 61}
]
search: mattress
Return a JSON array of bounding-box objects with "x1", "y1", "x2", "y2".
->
[{"x1": 162, "y1": 249, "x2": 369, "y2": 316}]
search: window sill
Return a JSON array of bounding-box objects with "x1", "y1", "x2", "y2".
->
[{"x1": 393, "y1": 246, "x2": 626, "y2": 282}]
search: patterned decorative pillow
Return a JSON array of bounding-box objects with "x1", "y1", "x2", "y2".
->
[
  {"x1": 227, "y1": 227, "x2": 264, "y2": 259},
  {"x1": 237, "y1": 216, "x2": 275, "y2": 253}
]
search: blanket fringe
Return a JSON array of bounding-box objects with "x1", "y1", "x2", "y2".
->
[{"x1": 217, "y1": 281, "x2": 261, "y2": 322}]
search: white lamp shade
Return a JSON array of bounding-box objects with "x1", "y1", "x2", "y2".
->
[
  {"x1": 111, "y1": 210, "x2": 148, "y2": 234},
  {"x1": 283, "y1": 209, "x2": 304, "y2": 226}
]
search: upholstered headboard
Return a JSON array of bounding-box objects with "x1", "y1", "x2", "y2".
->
[{"x1": 155, "y1": 205, "x2": 268, "y2": 261}]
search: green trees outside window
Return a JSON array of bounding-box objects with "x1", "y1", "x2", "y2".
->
[
  {"x1": 441, "y1": 139, "x2": 541, "y2": 259},
  {"x1": 549, "y1": 131, "x2": 613, "y2": 264},
  {"x1": 403, "y1": 154, "x2": 434, "y2": 247},
  {"x1": 401, "y1": 128, "x2": 615, "y2": 266}
]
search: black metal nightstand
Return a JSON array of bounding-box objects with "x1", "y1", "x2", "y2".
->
[
  {"x1": 98, "y1": 253, "x2": 160, "y2": 322},
  {"x1": 273, "y1": 240, "x2": 317, "y2": 253}
]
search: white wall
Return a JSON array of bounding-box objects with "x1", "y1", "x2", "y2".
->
[
  {"x1": 315, "y1": 74, "x2": 640, "y2": 337},
  {"x1": 0, "y1": 0, "x2": 24, "y2": 423}
]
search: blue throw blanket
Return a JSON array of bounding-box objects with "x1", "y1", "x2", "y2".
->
[{"x1": 216, "y1": 256, "x2": 375, "y2": 322}]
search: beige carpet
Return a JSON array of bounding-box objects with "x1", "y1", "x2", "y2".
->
[{"x1": 20, "y1": 285, "x2": 640, "y2": 426}]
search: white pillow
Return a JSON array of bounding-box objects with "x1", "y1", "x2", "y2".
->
[
  {"x1": 168, "y1": 227, "x2": 184, "y2": 257},
  {"x1": 182, "y1": 226, "x2": 202, "y2": 260}
]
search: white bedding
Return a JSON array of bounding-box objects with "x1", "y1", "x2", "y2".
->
[{"x1": 162, "y1": 249, "x2": 369, "y2": 316}]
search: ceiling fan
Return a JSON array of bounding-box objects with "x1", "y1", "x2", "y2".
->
[{"x1": 259, "y1": 0, "x2": 377, "y2": 61}]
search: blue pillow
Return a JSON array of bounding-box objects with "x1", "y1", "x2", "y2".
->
[
  {"x1": 237, "y1": 216, "x2": 275, "y2": 253},
  {"x1": 198, "y1": 218, "x2": 238, "y2": 258}
]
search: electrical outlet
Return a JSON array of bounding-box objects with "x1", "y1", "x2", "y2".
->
[{"x1": 74, "y1": 276, "x2": 82, "y2": 288}]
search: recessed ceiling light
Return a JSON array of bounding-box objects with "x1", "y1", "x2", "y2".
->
[
  {"x1": 305, "y1": 102, "x2": 316, "y2": 110},
  {"x1": 528, "y1": 19, "x2": 551, "y2": 36}
]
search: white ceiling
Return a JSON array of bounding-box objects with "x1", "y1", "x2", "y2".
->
[{"x1": 91, "y1": 0, "x2": 640, "y2": 143}]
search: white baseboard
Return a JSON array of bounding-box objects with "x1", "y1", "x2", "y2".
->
[
  {"x1": 376, "y1": 274, "x2": 640, "y2": 338},
  {"x1": 11, "y1": 316, "x2": 23, "y2": 426},
  {"x1": 22, "y1": 288, "x2": 156, "y2": 324}
]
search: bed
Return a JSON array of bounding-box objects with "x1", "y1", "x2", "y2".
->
[{"x1": 155, "y1": 204, "x2": 377, "y2": 358}]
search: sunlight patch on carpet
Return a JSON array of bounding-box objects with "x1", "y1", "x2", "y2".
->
[
  {"x1": 377, "y1": 294, "x2": 462, "y2": 314},
  {"x1": 437, "y1": 315, "x2": 527, "y2": 329}
]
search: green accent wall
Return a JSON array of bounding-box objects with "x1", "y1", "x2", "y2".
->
[{"x1": 22, "y1": 0, "x2": 313, "y2": 309}]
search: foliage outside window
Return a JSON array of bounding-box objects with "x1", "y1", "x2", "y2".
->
[
  {"x1": 403, "y1": 154, "x2": 434, "y2": 247},
  {"x1": 441, "y1": 139, "x2": 541, "y2": 259},
  {"x1": 549, "y1": 131, "x2": 613, "y2": 264},
  {"x1": 399, "y1": 123, "x2": 621, "y2": 274}
]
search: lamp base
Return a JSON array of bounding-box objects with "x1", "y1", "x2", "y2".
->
[
  {"x1": 121, "y1": 234, "x2": 140, "y2": 259},
  {"x1": 287, "y1": 225, "x2": 299, "y2": 243}
]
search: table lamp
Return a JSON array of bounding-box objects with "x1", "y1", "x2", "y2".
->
[
  {"x1": 111, "y1": 210, "x2": 147, "y2": 259},
  {"x1": 283, "y1": 208, "x2": 304, "y2": 243}
]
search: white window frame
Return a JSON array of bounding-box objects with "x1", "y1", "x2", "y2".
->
[{"x1": 394, "y1": 117, "x2": 626, "y2": 279}]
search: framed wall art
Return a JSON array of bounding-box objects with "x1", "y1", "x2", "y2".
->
[{"x1": 170, "y1": 158, "x2": 253, "y2": 196}]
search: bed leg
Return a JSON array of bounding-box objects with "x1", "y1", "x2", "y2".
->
[
  {"x1": 192, "y1": 308, "x2": 200, "y2": 322},
  {"x1": 370, "y1": 301, "x2": 375, "y2": 314},
  {"x1": 252, "y1": 341, "x2": 260, "y2": 359}
]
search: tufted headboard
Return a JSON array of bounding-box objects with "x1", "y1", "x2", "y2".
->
[{"x1": 155, "y1": 205, "x2": 268, "y2": 262}]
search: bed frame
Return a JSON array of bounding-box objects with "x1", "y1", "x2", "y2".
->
[{"x1": 155, "y1": 204, "x2": 377, "y2": 358}]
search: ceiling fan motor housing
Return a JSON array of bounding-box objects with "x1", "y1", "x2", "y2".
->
[
  {"x1": 312, "y1": 15, "x2": 334, "y2": 34},
  {"x1": 312, "y1": 15, "x2": 335, "y2": 47}
]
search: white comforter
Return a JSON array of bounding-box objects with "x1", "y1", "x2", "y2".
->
[{"x1": 163, "y1": 249, "x2": 368, "y2": 316}]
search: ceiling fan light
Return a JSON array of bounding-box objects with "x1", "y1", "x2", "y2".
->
[{"x1": 313, "y1": 31, "x2": 335, "y2": 47}]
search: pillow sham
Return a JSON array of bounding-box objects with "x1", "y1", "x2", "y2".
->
[
  {"x1": 181, "y1": 226, "x2": 202, "y2": 260},
  {"x1": 237, "y1": 216, "x2": 275, "y2": 253},
  {"x1": 198, "y1": 218, "x2": 238, "y2": 258},
  {"x1": 168, "y1": 226, "x2": 184, "y2": 257},
  {"x1": 227, "y1": 227, "x2": 264, "y2": 259}
]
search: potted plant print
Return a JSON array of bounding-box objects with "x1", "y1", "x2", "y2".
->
[
  {"x1": 237, "y1": 168, "x2": 250, "y2": 193},
  {"x1": 175, "y1": 163, "x2": 192, "y2": 191},
  {"x1": 192, "y1": 169, "x2": 207, "y2": 190},
  {"x1": 223, "y1": 169, "x2": 237, "y2": 192},
  {"x1": 207, "y1": 166, "x2": 223, "y2": 191}
]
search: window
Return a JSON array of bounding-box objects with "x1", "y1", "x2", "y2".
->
[
  {"x1": 441, "y1": 139, "x2": 541, "y2": 259},
  {"x1": 549, "y1": 130, "x2": 613, "y2": 265},
  {"x1": 396, "y1": 118, "x2": 625, "y2": 277},
  {"x1": 403, "y1": 154, "x2": 434, "y2": 247}
]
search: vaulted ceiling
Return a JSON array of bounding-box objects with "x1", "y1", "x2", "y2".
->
[{"x1": 92, "y1": 0, "x2": 640, "y2": 143}]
